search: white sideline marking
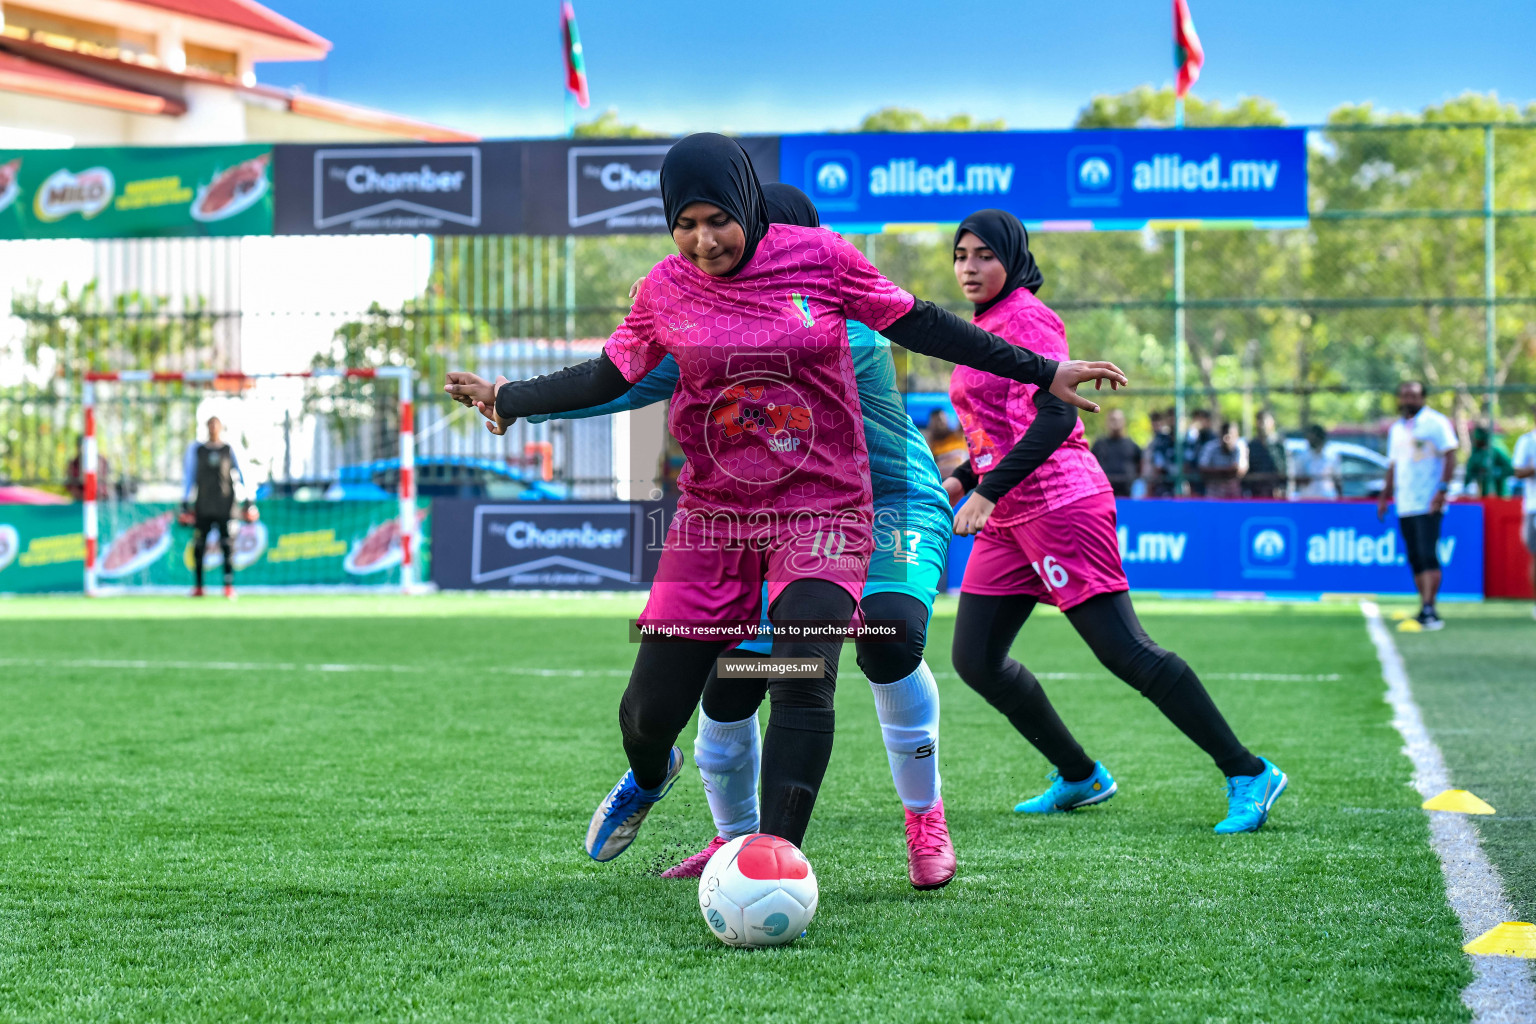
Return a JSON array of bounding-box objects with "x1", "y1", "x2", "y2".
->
[
  {"x1": 1361, "y1": 601, "x2": 1535, "y2": 1023},
  {"x1": 0, "y1": 658, "x2": 630, "y2": 678}
]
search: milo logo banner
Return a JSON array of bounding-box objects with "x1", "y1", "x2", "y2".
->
[
  {"x1": 0, "y1": 500, "x2": 428, "y2": 592},
  {"x1": 0, "y1": 144, "x2": 273, "y2": 239}
]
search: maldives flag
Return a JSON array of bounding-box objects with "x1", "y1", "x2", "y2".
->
[
  {"x1": 561, "y1": 1, "x2": 589, "y2": 109},
  {"x1": 1173, "y1": 0, "x2": 1203, "y2": 98}
]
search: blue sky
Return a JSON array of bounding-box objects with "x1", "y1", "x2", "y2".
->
[{"x1": 256, "y1": 1, "x2": 1536, "y2": 137}]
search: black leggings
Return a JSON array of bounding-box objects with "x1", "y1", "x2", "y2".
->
[
  {"x1": 700, "y1": 590, "x2": 931, "y2": 724},
  {"x1": 951, "y1": 590, "x2": 1262, "y2": 779},
  {"x1": 192, "y1": 517, "x2": 233, "y2": 588},
  {"x1": 618, "y1": 578, "x2": 856, "y2": 846}
]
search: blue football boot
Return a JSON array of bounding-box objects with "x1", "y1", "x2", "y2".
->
[
  {"x1": 1014, "y1": 761, "x2": 1118, "y2": 814},
  {"x1": 1214, "y1": 757, "x2": 1288, "y2": 834},
  {"x1": 585, "y1": 746, "x2": 685, "y2": 862}
]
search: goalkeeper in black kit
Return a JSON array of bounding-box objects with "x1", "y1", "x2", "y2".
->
[{"x1": 179, "y1": 416, "x2": 257, "y2": 598}]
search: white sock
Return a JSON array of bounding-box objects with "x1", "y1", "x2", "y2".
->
[
  {"x1": 870, "y1": 660, "x2": 942, "y2": 814},
  {"x1": 693, "y1": 710, "x2": 760, "y2": 839}
]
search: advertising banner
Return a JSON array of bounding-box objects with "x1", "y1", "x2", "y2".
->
[
  {"x1": 0, "y1": 500, "x2": 430, "y2": 593},
  {"x1": 520, "y1": 137, "x2": 779, "y2": 235},
  {"x1": 948, "y1": 499, "x2": 1483, "y2": 600},
  {"x1": 431, "y1": 499, "x2": 672, "y2": 589},
  {"x1": 273, "y1": 141, "x2": 523, "y2": 235},
  {"x1": 0, "y1": 504, "x2": 86, "y2": 593},
  {"x1": 779, "y1": 128, "x2": 1308, "y2": 231},
  {"x1": 0, "y1": 145, "x2": 273, "y2": 238}
]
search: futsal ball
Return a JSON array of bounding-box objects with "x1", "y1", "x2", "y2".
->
[{"x1": 698, "y1": 834, "x2": 818, "y2": 948}]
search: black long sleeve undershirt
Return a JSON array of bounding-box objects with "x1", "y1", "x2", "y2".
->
[
  {"x1": 951, "y1": 391, "x2": 1079, "y2": 504},
  {"x1": 880, "y1": 300, "x2": 1059, "y2": 389},
  {"x1": 492, "y1": 298, "x2": 1059, "y2": 421},
  {"x1": 494, "y1": 354, "x2": 633, "y2": 421}
]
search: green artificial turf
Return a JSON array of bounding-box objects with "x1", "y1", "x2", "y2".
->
[
  {"x1": 0, "y1": 595, "x2": 1472, "y2": 1022},
  {"x1": 1391, "y1": 600, "x2": 1536, "y2": 925}
]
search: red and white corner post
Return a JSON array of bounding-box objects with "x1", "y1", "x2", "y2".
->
[
  {"x1": 82, "y1": 377, "x2": 99, "y2": 596},
  {"x1": 392, "y1": 366, "x2": 418, "y2": 593}
]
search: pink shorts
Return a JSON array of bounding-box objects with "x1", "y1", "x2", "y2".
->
[
  {"x1": 639, "y1": 512, "x2": 871, "y2": 635},
  {"x1": 960, "y1": 489, "x2": 1128, "y2": 610}
]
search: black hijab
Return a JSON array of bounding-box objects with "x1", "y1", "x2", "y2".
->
[
  {"x1": 763, "y1": 183, "x2": 820, "y2": 228},
  {"x1": 954, "y1": 208, "x2": 1044, "y2": 315},
  {"x1": 660, "y1": 133, "x2": 770, "y2": 276}
]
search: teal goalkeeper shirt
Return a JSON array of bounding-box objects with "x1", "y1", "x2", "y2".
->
[{"x1": 531, "y1": 321, "x2": 953, "y2": 540}]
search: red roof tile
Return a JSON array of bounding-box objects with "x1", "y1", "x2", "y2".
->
[{"x1": 123, "y1": 0, "x2": 330, "y2": 52}]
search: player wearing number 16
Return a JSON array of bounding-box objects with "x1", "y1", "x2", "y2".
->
[{"x1": 944, "y1": 210, "x2": 1287, "y2": 834}]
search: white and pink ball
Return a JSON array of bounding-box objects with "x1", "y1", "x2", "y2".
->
[{"x1": 697, "y1": 834, "x2": 818, "y2": 948}]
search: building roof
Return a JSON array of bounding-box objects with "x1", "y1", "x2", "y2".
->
[
  {"x1": 0, "y1": 48, "x2": 184, "y2": 115},
  {"x1": 0, "y1": 38, "x2": 473, "y2": 140},
  {"x1": 285, "y1": 93, "x2": 478, "y2": 143},
  {"x1": 122, "y1": 0, "x2": 331, "y2": 53}
]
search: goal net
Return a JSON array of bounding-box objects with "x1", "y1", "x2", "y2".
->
[{"x1": 82, "y1": 368, "x2": 423, "y2": 595}]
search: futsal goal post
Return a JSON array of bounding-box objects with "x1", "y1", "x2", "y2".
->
[{"x1": 81, "y1": 366, "x2": 421, "y2": 596}]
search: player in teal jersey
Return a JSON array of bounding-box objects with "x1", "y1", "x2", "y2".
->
[{"x1": 531, "y1": 184, "x2": 957, "y2": 889}]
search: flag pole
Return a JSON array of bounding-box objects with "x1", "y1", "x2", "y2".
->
[
  {"x1": 562, "y1": 9, "x2": 576, "y2": 343},
  {"x1": 1172, "y1": 98, "x2": 1187, "y2": 494}
]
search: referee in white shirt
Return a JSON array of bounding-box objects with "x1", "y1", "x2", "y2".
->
[{"x1": 1377, "y1": 382, "x2": 1458, "y2": 630}]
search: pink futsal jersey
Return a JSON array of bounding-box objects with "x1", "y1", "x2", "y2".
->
[
  {"x1": 948, "y1": 287, "x2": 1110, "y2": 527},
  {"x1": 605, "y1": 223, "x2": 914, "y2": 525}
]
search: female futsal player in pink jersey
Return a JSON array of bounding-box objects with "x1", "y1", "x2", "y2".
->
[
  {"x1": 944, "y1": 209, "x2": 1288, "y2": 834},
  {"x1": 444, "y1": 137, "x2": 1126, "y2": 862}
]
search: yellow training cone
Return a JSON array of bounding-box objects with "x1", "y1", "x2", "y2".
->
[
  {"x1": 1464, "y1": 922, "x2": 1536, "y2": 958},
  {"x1": 1396, "y1": 618, "x2": 1423, "y2": 632},
  {"x1": 1422, "y1": 789, "x2": 1496, "y2": 814}
]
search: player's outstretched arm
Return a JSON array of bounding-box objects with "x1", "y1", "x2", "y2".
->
[
  {"x1": 877, "y1": 299, "x2": 1126, "y2": 413},
  {"x1": 526, "y1": 355, "x2": 680, "y2": 424},
  {"x1": 444, "y1": 355, "x2": 635, "y2": 436}
]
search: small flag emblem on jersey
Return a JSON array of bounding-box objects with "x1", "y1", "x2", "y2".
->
[{"x1": 789, "y1": 293, "x2": 815, "y2": 328}]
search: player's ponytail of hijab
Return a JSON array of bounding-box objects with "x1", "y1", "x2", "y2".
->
[
  {"x1": 954, "y1": 208, "x2": 1044, "y2": 315},
  {"x1": 660, "y1": 133, "x2": 771, "y2": 276}
]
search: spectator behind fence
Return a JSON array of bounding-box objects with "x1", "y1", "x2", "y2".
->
[
  {"x1": 1146, "y1": 408, "x2": 1178, "y2": 496},
  {"x1": 1512, "y1": 416, "x2": 1536, "y2": 619},
  {"x1": 65, "y1": 434, "x2": 113, "y2": 502},
  {"x1": 1465, "y1": 424, "x2": 1513, "y2": 497},
  {"x1": 1198, "y1": 420, "x2": 1247, "y2": 499},
  {"x1": 1294, "y1": 424, "x2": 1341, "y2": 499},
  {"x1": 1183, "y1": 408, "x2": 1215, "y2": 496},
  {"x1": 1245, "y1": 411, "x2": 1287, "y2": 498},
  {"x1": 925, "y1": 409, "x2": 969, "y2": 478},
  {"x1": 1091, "y1": 408, "x2": 1142, "y2": 497}
]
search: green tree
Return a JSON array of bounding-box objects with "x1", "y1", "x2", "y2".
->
[
  {"x1": 2, "y1": 281, "x2": 218, "y2": 486},
  {"x1": 1076, "y1": 85, "x2": 1285, "y2": 128},
  {"x1": 573, "y1": 108, "x2": 659, "y2": 138},
  {"x1": 856, "y1": 107, "x2": 1005, "y2": 133},
  {"x1": 1309, "y1": 93, "x2": 1536, "y2": 431}
]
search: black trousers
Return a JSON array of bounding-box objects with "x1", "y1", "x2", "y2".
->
[
  {"x1": 951, "y1": 590, "x2": 1263, "y2": 779},
  {"x1": 618, "y1": 578, "x2": 855, "y2": 847},
  {"x1": 1399, "y1": 512, "x2": 1443, "y2": 574},
  {"x1": 700, "y1": 590, "x2": 931, "y2": 723},
  {"x1": 192, "y1": 515, "x2": 234, "y2": 587}
]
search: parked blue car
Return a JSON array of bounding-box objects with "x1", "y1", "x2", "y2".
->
[{"x1": 256, "y1": 456, "x2": 568, "y2": 502}]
